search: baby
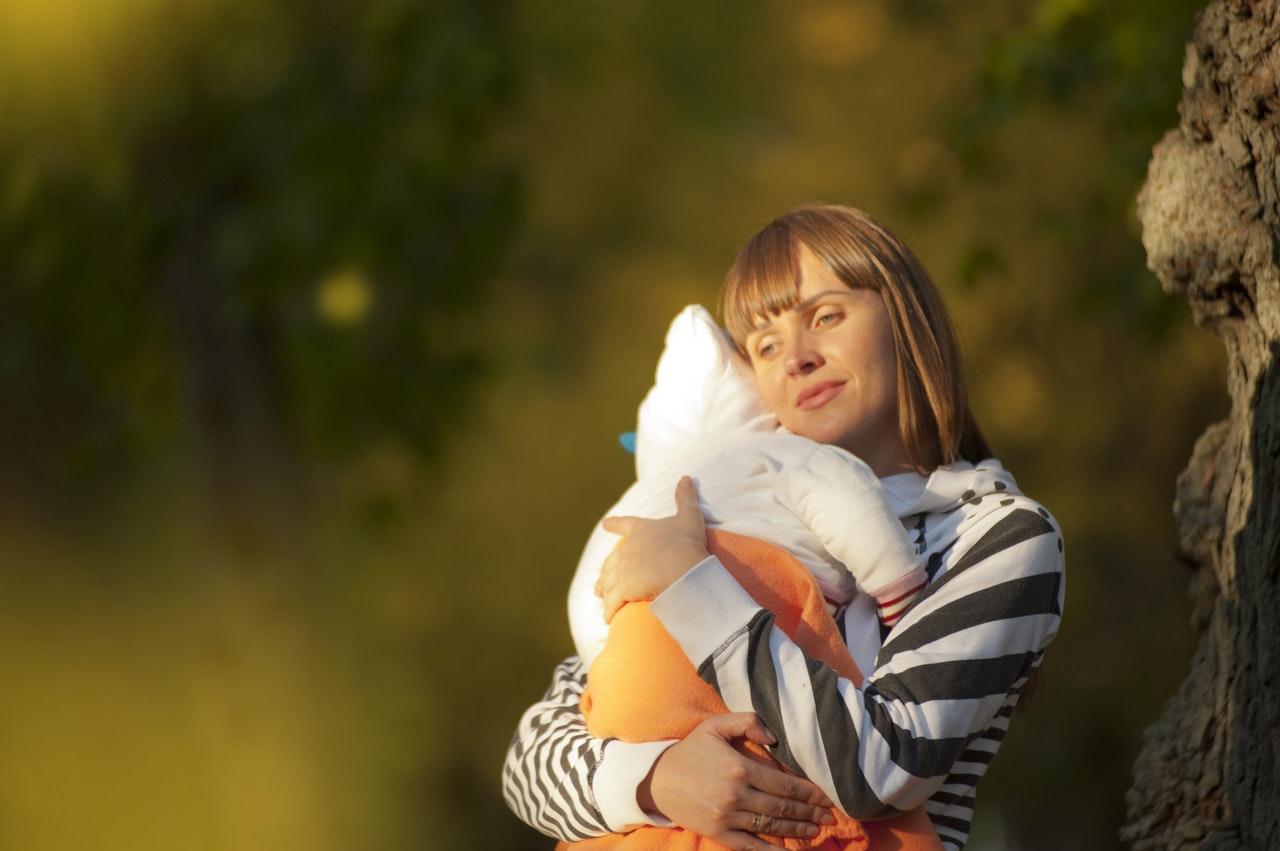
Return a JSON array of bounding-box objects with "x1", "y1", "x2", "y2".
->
[{"x1": 568, "y1": 305, "x2": 926, "y2": 670}]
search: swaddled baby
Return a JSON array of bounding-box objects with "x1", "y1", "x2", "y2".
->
[{"x1": 568, "y1": 304, "x2": 926, "y2": 671}]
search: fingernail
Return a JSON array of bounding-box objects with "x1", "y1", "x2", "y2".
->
[
  {"x1": 804, "y1": 824, "x2": 819, "y2": 837},
  {"x1": 820, "y1": 812, "x2": 836, "y2": 826}
]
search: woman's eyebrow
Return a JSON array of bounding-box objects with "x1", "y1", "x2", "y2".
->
[
  {"x1": 750, "y1": 289, "x2": 852, "y2": 333},
  {"x1": 793, "y1": 290, "x2": 854, "y2": 313}
]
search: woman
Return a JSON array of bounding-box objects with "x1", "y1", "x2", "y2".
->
[{"x1": 502, "y1": 205, "x2": 1065, "y2": 851}]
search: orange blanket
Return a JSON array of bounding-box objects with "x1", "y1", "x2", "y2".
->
[{"x1": 560, "y1": 529, "x2": 941, "y2": 851}]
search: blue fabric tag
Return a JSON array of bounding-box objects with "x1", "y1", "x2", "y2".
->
[{"x1": 618, "y1": 431, "x2": 637, "y2": 454}]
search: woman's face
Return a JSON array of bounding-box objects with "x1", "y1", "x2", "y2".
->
[{"x1": 744, "y1": 244, "x2": 910, "y2": 477}]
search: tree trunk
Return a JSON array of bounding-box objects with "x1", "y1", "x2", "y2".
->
[{"x1": 1123, "y1": 2, "x2": 1280, "y2": 849}]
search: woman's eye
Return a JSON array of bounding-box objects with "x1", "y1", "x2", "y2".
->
[
  {"x1": 815, "y1": 310, "x2": 843, "y2": 327},
  {"x1": 757, "y1": 340, "x2": 779, "y2": 358}
]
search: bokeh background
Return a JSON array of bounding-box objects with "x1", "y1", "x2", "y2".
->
[{"x1": 0, "y1": 1, "x2": 1228, "y2": 849}]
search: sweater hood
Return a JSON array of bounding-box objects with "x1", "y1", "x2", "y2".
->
[{"x1": 880, "y1": 459, "x2": 1021, "y2": 519}]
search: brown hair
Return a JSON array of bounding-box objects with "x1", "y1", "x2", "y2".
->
[{"x1": 721, "y1": 204, "x2": 991, "y2": 472}]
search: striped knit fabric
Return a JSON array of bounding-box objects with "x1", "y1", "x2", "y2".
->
[
  {"x1": 503, "y1": 656, "x2": 612, "y2": 840},
  {"x1": 868, "y1": 569, "x2": 929, "y2": 627}
]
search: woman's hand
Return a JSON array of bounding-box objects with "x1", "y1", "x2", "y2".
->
[
  {"x1": 639, "y1": 713, "x2": 837, "y2": 850},
  {"x1": 596, "y1": 476, "x2": 711, "y2": 623}
]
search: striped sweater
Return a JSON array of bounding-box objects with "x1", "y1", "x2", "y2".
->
[{"x1": 502, "y1": 460, "x2": 1065, "y2": 850}]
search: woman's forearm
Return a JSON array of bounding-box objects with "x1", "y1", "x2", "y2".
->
[
  {"x1": 501, "y1": 656, "x2": 614, "y2": 840},
  {"x1": 502, "y1": 656, "x2": 676, "y2": 839}
]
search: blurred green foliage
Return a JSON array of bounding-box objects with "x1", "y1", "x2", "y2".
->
[
  {"x1": 943, "y1": 0, "x2": 1208, "y2": 334},
  {"x1": 0, "y1": 0, "x2": 518, "y2": 508},
  {"x1": 0, "y1": 1, "x2": 1226, "y2": 850}
]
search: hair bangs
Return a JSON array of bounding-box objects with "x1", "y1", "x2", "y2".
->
[{"x1": 721, "y1": 221, "x2": 801, "y2": 352}]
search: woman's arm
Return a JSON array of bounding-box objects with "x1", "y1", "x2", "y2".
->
[
  {"x1": 501, "y1": 656, "x2": 617, "y2": 840},
  {"x1": 649, "y1": 499, "x2": 1065, "y2": 823},
  {"x1": 501, "y1": 657, "x2": 839, "y2": 846},
  {"x1": 503, "y1": 655, "x2": 697, "y2": 839}
]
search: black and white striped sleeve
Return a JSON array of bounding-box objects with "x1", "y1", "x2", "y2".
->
[
  {"x1": 501, "y1": 656, "x2": 612, "y2": 840},
  {"x1": 648, "y1": 503, "x2": 1065, "y2": 824},
  {"x1": 501, "y1": 655, "x2": 678, "y2": 840}
]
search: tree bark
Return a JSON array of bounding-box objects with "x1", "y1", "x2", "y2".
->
[{"x1": 1123, "y1": 2, "x2": 1280, "y2": 849}]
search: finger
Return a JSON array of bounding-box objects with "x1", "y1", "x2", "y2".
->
[
  {"x1": 692, "y1": 715, "x2": 828, "y2": 809},
  {"x1": 734, "y1": 715, "x2": 778, "y2": 748},
  {"x1": 749, "y1": 813, "x2": 821, "y2": 842},
  {"x1": 596, "y1": 539, "x2": 629, "y2": 596},
  {"x1": 699, "y1": 712, "x2": 777, "y2": 745},
  {"x1": 746, "y1": 765, "x2": 834, "y2": 809},
  {"x1": 739, "y1": 790, "x2": 836, "y2": 836},
  {"x1": 673, "y1": 475, "x2": 703, "y2": 519},
  {"x1": 601, "y1": 515, "x2": 639, "y2": 535},
  {"x1": 720, "y1": 830, "x2": 789, "y2": 851},
  {"x1": 601, "y1": 583, "x2": 630, "y2": 624},
  {"x1": 594, "y1": 551, "x2": 614, "y2": 598}
]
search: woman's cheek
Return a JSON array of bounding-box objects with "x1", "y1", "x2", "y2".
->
[{"x1": 753, "y1": 370, "x2": 785, "y2": 417}]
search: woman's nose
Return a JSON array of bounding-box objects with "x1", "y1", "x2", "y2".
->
[{"x1": 784, "y1": 336, "x2": 823, "y2": 375}]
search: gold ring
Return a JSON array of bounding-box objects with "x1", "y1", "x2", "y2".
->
[{"x1": 751, "y1": 812, "x2": 763, "y2": 833}]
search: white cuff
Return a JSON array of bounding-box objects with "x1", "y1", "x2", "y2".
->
[
  {"x1": 595, "y1": 739, "x2": 678, "y2": 832},
  {"x1": 650, "y1": 556, "x2": 761, "y2": 663}
]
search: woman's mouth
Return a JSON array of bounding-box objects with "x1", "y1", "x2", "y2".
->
[{"x1": 795, "y1": 380, "x2": 846, "y2": 411}]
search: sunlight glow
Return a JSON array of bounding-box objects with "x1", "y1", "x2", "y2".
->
[
  {"x1": 317, "y1": 270, "x2": 373, "y2": 325},
  {"x1": 793, "y1": 1, "x2": 888, "y2": 68},
  {"x1": 0, "y1": 0, "x2": 166, "y2": 76}
]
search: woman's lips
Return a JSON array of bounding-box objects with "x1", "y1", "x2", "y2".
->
[{"x1": 795, "y1": 380, "x2": 845, "y2": 411}]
